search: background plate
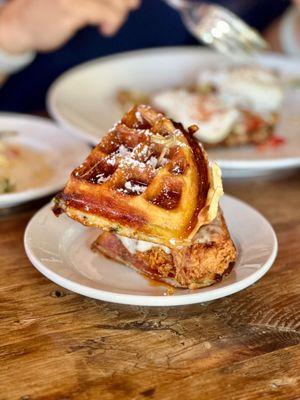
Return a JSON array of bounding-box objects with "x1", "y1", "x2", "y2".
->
[
  {"x1": 47, "y1": 47, "x2": 300, "y2": 177},
  {"x1": 0, "y1": 113, "x2": 90, "y2": 208}
]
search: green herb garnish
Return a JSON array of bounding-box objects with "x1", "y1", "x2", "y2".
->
[{"x1": 0, "y1": 178, "x2": 15, "y2": 194}]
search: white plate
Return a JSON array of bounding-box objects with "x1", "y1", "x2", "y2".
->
[
  {"x1": 47, "y1": 47, "x2": 300, "y2": 178},
  {"x1": 0, "y1": 113, "x2": 90, "y2": 208},
  {"x1": 24, "y1": 195, "x2": 277, "y2": 306}
]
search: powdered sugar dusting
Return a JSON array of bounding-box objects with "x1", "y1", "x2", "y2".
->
[
  {"x1": 159, "y1": 157, "x2": 168, "y2": 167},
  {"x1": 119, "y1": 157, "x2": 146, "y2": 170},
  {"x1": 124, "y1": 181, "x2": 147, "y2": 194},
  {"x1": 139, "y1": 144, "x2": 149, "y2": 158},
  {"x1": 116, "y1": 144, "x2": 131, "y2": 157},
  {"x1": 105, "y1": 141, "x2": 169, "y2": 173},
  {"x1": 96, "y1": 173, "x2": 109, "y2": 183},
  {"x1": 146, "y1": 156, "x2": 158, "y2": 168},
  {"x1": 95, "y1": 119, "x2": 181, "y2": 191},
  {"x1": 106, "y1": 157, "x2": 116, "y2": 166},
  {"x1": 135, "y1": 111, "x2": 144, "y2": 124},
  {"x1": 109, "y1": 122, "x2": 120, "y2": 132},
  {"x1": 172, "y1": 165, "x2": 182, "y2": 174}
]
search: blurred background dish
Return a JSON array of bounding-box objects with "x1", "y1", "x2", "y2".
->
[
  {"x1": 120, "y1": 64, "x2": 282, "y2": 148},
  {"x1": 47, "y1": 47, "x2": 300, "y2": 178},
  {"x1": 0, "y1": 113, "x2": 90, "y2": 208}
]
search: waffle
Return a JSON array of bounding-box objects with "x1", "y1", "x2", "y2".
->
[
  {"x1": 53, "y1": 105, "x2": 223, "y2": 247},
  {"x1": 91, "y1": 209, "x2": 237, "y2": 289}
]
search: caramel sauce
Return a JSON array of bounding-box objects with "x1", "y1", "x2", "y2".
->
[{"x1": 143, "y1": 275, "x2": 175, "y2": 295}]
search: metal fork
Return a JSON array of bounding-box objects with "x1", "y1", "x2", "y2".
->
[{"x1": 164, "y1": 0, "x2": 268, "y2": 57}]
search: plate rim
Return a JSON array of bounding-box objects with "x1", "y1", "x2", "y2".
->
[
  {"x1": 0, "y1": 112, "x2": 90, "y2": 207},
  {"x1": 24, "y1": 194, "x2": 278, "y2": 306},
  {"x1": 47, "y1": 46, "x2": 300, "y2": 171}
]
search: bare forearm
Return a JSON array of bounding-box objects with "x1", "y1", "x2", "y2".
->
[{"x1": 0, "y1": 0, "x2": 140, "y2": 55}]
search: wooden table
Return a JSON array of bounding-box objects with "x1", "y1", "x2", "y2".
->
[{"x1": 1, "y1": 171, "x2": 300, "y2": 400}]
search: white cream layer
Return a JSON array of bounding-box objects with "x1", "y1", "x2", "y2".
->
[{"x1": 117, "y1": 235, "x2": 172, "y2": 254}]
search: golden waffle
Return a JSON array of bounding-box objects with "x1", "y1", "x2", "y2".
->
[{"x1": 53, "y1": 105, "x2": 223, "y2": 247}]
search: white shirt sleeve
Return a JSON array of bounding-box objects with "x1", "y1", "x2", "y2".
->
[
  {"x1": 0, "y1": 0, "x2": 35, "y2": 76},
  {"x1": 0, "y1": 48, "x2": 35, "y2": 74},
  {"x1": 280, "y1": 6, "x2": 300, "y2": 56}
]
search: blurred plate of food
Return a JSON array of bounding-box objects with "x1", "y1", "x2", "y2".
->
[
  {"x1": 0, "y1": 113, "x2": 90, "y2": 208},
  {"x1": 24, "y1": 195, "x2": 277, "y2": 306},
  {"x1": 47, "y1": 47, "x2": 300, "y2": 178}
]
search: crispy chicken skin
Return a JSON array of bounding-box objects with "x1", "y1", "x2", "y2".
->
[{"x1": 91, "y1": 209, "x2": 237, "y2": 289}]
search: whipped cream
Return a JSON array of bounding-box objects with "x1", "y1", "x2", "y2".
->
[{"x1": 117, "y1": 235, "x2": 171, "y2": 254}]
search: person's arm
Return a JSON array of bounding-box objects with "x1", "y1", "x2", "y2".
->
[{"x1": 0, "y1": 0, "x2": 140, "y2": 79}]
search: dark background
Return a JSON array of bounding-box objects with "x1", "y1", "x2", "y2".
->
[{"x1": 0, "y1": 0, "x2": 289, "y2": 112}]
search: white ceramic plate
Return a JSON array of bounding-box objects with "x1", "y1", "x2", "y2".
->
[
  {"x1": 0, "y1": 113, "x2": 90, "y2": 208},
  {"x1": 24, "y1": 195, "x2": 277, "y2": 306},
  {"x1": 47, "y1": 47, "x2": 300, "y2": 178}
]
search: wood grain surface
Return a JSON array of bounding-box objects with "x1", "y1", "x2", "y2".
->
[{"x1": 0, "y1": 171, "x2": 300, "y2": 400}]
